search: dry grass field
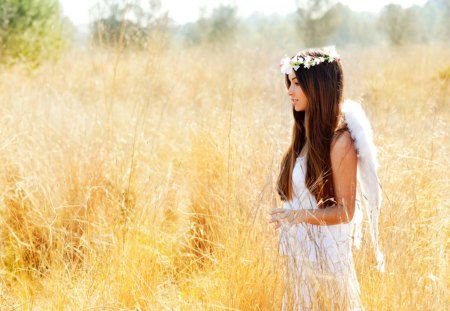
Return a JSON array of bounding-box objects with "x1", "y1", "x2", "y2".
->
[{"x1": 0, "y1": 43, "x2": 449, "y2": 310}]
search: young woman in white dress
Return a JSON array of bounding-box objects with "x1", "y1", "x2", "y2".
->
[{"x1": 269, "y1": 47, "x2": 382, "y2": 310}]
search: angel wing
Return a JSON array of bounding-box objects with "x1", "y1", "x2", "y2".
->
[{"x1": 342, "y1": 99, "x2": 385, "y2": 272}]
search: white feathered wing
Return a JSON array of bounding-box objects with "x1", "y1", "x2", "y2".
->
[{"x1": 342, "y1": 99, "x2": 385, "y2": 272}]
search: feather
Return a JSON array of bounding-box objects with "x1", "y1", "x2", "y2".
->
[{"x1": 342, "y1": 99, "x2": 385, "y2": 272}]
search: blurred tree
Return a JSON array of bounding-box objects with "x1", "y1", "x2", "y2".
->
[
  {"x1": 179, "y1": 5, "x2": 238, "y2": 46},
  {"x1": 178, "y1": 0, "x2": 447, "y2": 48},
  {"x1": 295, "y1": 0, "x2": 341, "y2": 46},
  {"x1": 329, "y1": 4, "x2": 380, "y2": 46},
  {"x1": 207, "y1": 5, "x2": 238, "y2": 44},
  {"x1": 238, "y1": 12, "x2": 299, "y2": 48},
  {"x1": 444, "y1": 1, "x2": 450, "y2": 41},
  {"x1": 422, "y1": 0, "x2": 450, "y2": 42},
  {"x1": 179, "y1": 7, "x2": 210, "y2": 45},
  {"x1": 378, "y1": 4, "x2": 418, "y2": 45},
  {"x1": 90, "y1": 0, "x2": 170, "y2": 49},
  {"x1": 0, "y1": 0, "x2": 67, "y2": 66}
]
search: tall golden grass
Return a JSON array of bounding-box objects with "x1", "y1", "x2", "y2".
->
[{"x1": 0, "y1": 43, "x2": 448, "y2": 310}]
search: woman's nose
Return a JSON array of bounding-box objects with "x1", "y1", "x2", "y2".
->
[{"x1": 287, "y1": 85, "x2": 293, "y2": 96}]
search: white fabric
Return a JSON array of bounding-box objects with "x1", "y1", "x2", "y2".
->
[
  {"x1": 279, "y1": 156, "x2": 364, "y2": 310},
  {"x1": 278, "y1": 156, "x2": 360, "y2": 262},
  {"x1": 282, "y1": 255, "x2": 363, "y2": 310}
]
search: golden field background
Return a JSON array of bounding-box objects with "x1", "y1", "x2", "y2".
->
[{"x1": 0, "y1": 43, "x2": 449, "y2": 310}]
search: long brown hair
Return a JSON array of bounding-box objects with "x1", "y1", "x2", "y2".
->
[{"x1": 277, "y1": 48, "x2": 347, "y2": 208}]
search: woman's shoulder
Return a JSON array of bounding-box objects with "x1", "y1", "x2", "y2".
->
[
  {"x1": 331, "y1": 129, "x2": 353, "y2": 150},
  {"x1": 330, "y1": 130, "x2": 357, "y2": 164},
  {"x1": 331, "y1": 118, "x2": 352, "y2": 148}
]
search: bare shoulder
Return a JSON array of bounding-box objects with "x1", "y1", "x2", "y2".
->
[{"x1": 330, "y1": 131, "x2": 357, "y2": 166}]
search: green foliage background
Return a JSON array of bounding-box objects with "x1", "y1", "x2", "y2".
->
[{"x1": 0, "y1": 0, "x2": 67, "y2": 66}]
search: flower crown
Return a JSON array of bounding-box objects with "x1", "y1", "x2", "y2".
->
[{"x1": 279, "y1": 46, "x2": 341, "y2": 75}]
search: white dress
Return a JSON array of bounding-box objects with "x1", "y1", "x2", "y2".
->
[{"x1": 279, "y1": 155, "x2": 364, "y2": 310}]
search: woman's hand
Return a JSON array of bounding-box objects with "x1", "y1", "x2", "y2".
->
[{"x1": 269, "y1": 208, "x2": 304, "y2": 229}]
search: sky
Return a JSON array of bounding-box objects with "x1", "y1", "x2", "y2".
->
[{"x1": 60, "y1": 0, "x2": 429, "y2": 25}]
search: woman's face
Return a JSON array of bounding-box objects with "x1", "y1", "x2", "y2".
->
[{"x1": 288, "y1": 71, "x2": 308, "y2": 112}]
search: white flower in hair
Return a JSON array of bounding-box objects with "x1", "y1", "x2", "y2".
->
[
  {"x1": 292, "y1": 56, "x2": 302, "y2": 71},
  {"x1": 303, "y1": 56, "x2": 313, "y2": 68},
  {"x1": 313, "y1": 57, "x2": 323, "y2": 65},
  {"x1": 323, "y1": 46, "x2": 339, "y2": 62},
  {"x1": 279, "y1": 46, "x2": 341, "y2": 74},
  {"x1": 280, "y1": 56, "x2": 293, "y2": 74}
]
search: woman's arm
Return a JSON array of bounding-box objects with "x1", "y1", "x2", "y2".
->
[{"x1": 270, "y1": 131, "x2": 358, "y2": 228}]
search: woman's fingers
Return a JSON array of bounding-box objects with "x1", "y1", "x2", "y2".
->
[
  {"x1": 269, "y1": 213, "x2": 283, "y2": 223},
  {"x1": 269, "y1": 209, "x2": 296, "y2": 229},
  {"x1": 269, "y1": 210, "x2": 289, "y2": 223},
  {"x1": 269, "y1": 208, "x2": 286, "y2": 215}
]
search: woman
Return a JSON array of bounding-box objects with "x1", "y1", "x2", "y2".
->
[{"x1": 269, "y1": 47, "x2": 383, "y2": 310}]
